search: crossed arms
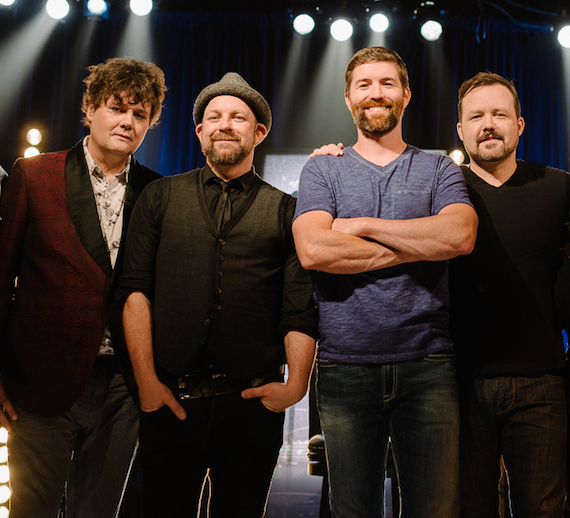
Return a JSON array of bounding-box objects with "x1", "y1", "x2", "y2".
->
[{"x1": 292, "y1": 203, "x2": 478, "y2": 275}]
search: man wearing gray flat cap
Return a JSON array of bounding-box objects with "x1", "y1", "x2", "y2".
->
[{"x1": 118, "y1": 72, "x2": 318, "y2": 516}]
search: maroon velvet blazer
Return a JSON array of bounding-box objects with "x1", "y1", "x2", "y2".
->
[{"x1": 0, "y1": 141, "x2": 160, "y2": 416}]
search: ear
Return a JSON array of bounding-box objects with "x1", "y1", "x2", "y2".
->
[
  {"x1": 517, "y1": 117, "x2": 525, "y2": 137},
  {"x1": 403, "y1": 86, "x2": 412, "y2": 108},
  {"x1": 344, "y1": 92, "x2": 353, "y2": 113},
  {"x1": 195, "y1": 123, "x2": 203, "y2": 138},
  {"x1": 254, "y1": 123, "x2": 268, "y2": 146},
  {"x1": 85, "y1": 104, "x2": 96, "y2": 124},
  {"x1": 457, "y1": 121, "x2": 464, "y2": 142}
]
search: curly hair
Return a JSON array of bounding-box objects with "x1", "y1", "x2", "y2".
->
[
  {"x1": 458, "y1": 72, "x2": 521, "y2": 121},
  {"x1": 345, "y1": 46, "x2": 409, "y2": 94},
  {"x1": 81, "y1": 57, "x2": 167, "y2": 127}
]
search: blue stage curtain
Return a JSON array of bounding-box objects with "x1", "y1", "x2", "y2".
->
[{"x1": 0, "y1": 9, "x2": 566, "y2": 175}]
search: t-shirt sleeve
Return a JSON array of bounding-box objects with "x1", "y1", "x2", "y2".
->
[
  {"x1": 433, "y1": 156, "x2": 474, "y2": 215},
  {"x1": 293, "y1": 157, "x2": 337, "y2": 221}
]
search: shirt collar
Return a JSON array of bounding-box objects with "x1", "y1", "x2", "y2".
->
[
  {"x1": 203, "y1": 164, "x2": 256, "y2": 193},
  {"x1": 83, "y1": 136, "x2": 131, "y2": 182}
]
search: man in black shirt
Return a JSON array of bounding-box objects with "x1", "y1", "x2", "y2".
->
[
  {"x1": 450, "y1": 72, "x2": 569, "y2": 517},
  {"x1": 118, "y1": 72, "x2": 317, "y2": 517}
]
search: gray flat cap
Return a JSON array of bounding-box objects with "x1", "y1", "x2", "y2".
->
[{"x1": 192, "y1": 72, "x2": 272, "y2": 132}]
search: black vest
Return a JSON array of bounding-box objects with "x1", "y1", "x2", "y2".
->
[{"x1": 153, "y1": 169, "x2": 293, "y2": 378}]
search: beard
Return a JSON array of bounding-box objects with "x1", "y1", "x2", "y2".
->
[
  {"x1": 203, "y1": 131, "x2": 253, "y2": 166},
  {"x1": 350, "y1": 97, "x2": 406, "y2": 136},
  {"x1": 471, "y1": 130, "x2": 517, "y2": 163}
]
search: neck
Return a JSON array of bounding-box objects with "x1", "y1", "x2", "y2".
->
[
  {"x1": 87, "y1": 139, "x2": 129, "y2": 181},
  {"x1": 207, "y1": 157, "x2": 253, "y2": 182},
  {"x1": 468, "y1": 154, "x2": 517, "y2": 186},
  {"x1": 352, "y1": 126, "x2": 407, "y2": 166}
]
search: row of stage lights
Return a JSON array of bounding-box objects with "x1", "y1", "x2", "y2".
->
[
  {"x1": 0, "y1": 0, "x2": 153, "y2": 19},
  {"x1": 292, "y1": 2, "x2": 444, "y2": 42},
  {"x1": 292, "y1": 1, "x2": 570, "y2": 47},
  {"x1": 0, "y1": 0, "x2": 568, "y2": 45}
]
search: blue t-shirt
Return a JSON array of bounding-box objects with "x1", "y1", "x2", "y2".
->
[{"x1": 294, "y1": 145, "x2": 473, "y2": 364}]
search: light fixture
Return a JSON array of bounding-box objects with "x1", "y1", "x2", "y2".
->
[
  {"x1": 293, "y1": 13, "x2": 316, "y2": 35},
  {"x1": 414, "y1": 1, "x2": 444, "y2": 42},
  {"x1": 129, "y1": 0, "x2": 153, "y2": 16},
  {"x1": 45, "y1": 0, "x2": 70, "y2": 20},
  {"x1": 24, "y1": 147, "x2": 40, "y2": 158},
  {"x1": 0, "y1": 0, "x2": 16, "y2": 6},
  {"x1": 26, "y1": 128, "x2": 42, "y2": 146},
  {"x1": 330, "y1": 18, "x2": 354, "y2": 42},
  {"x1": 420, "y1": 19, "x2": 443, "y2": 41},
  {"x1": 558, "y1": 24, "x2": 570, "y2": 48},
  {"x1": 86, "y1": 0, "x2": 108, "y2": 16},
  {"x1": 369, "y1": 12, "x2": 390, "y2": 33},
  {"x1": 449, "y1": 149, "x2": 465, "y2": 165}
]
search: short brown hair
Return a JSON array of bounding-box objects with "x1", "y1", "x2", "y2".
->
[
  {"x1": 81, "y1": 57, "x2": 167, "y2": 127},
  {"x1": 345, "y1": 46, "x2": 409, "y2": 94},
  {"x1": 457, "y1": 72, "x2": 521, "y2": 121}
]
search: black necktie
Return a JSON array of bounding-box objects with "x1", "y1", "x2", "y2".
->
[{"x1": 216, "y1": 181, "x2": 232, "y2": 230}]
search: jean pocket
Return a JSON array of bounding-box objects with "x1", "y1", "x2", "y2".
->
[
  {"x1": 317, "y1": 359, "x2": 340, "y2": 369},
  {"x1": 424, "y1": 352, "x2": 455, "y2": 362}
]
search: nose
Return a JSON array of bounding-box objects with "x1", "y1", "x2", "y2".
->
[
  {"x1": 120, "y1": 110, "x2": 135, "y2": 129},
  {"x1": 481, "y1": 113, "x2": 495, "y2": 130},
  {"x1": 218, "y1": 114, "x2": 234, "y2": 131},
  {"x1": 369, "y1": 83, "x2": 386, "y2": 100}
]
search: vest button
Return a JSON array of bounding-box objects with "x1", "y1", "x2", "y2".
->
[
  {"x1": 219, "y1": 255, "x2": 224, "y2": 261},
  {"x1": 203, "y1": 319, "x2": 210, "y2": 326},
  {"x1": 219, "y1": 271, "x2": 223, "y2": 277},
  {"x1": 218, "y1": 288, "x2": 223, "y2": 294},
  {"x1": 215, "y1": 304, "x2": 222, "y2": 311},
  {"x1": 219, "y1": 239, "x2": 225, "y2": 245}
]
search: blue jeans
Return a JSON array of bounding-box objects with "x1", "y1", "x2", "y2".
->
[
  {"x1": 458, "y1": 374, "x2": 567, "y2": 518},
  {"x1": 317, "y1": 354, "x2": 460, "y2": 518}
]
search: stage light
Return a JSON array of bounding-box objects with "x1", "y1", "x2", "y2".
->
[
  {"x1": 558, "y1": 25, "x2": 570, "y2": 48},
  {"x1": 0, "y1": 429, "x2": 6, "y2": 444},
  {"x1": 330, "y1": 18, "x2": 353, "y2": 42},
  {"x1": 86, "y1": 0, "x2": 107, "y2": 16},
  {"x1": 0, "y1": 506, "x2": 7, "y2": 518},
  {"x1": 24, "y1": 147, "x2": 40, "y2": 158},
  {"x1": 415, "y1": 1, "x2": 444, "y2": 41},
  {"x1": 0, "y1": 0, "x2": 16, "y2": 6},
  {"x1": 0, "y1": 486, "x2": 9, "y2": 505},
  {"x1": 449, "y1": 149, "x2": 465, "y2": 165},
  {"x1": 369, "y1": 12, "x2": 390, "y2": 33},
  {"x1": 420, "y1": 19, "x2": 443, "y2": 41},
  {"x1": 26, "y1": 128, "x2": 42, "y2": 146},
  {"x1": 293, "y1": 13, "x2": 315, "y2": 35},
  {"x1": 46, "y1": 0, "x2": 70, "y2": 20},
  {"x1": 129, "y1": 0, "x2": 152, "y2": 16}
]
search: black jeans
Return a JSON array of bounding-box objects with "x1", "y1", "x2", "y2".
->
[{"x1": 139, "y1": 391, "x2": 284, "y2": 517}]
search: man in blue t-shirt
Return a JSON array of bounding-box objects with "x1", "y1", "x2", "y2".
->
[{"x1": 293, "y1": 46, "x2": 478, "y2": 517}]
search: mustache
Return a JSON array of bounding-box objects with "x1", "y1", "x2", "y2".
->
[
  {"x1": 359, "y1": 99, "x2": 393, "y2": 109},
  {"x1": 477, "y1": 130, "x2": 503, "y2": 144},
  {"x1": 211, "y1": 131, "x2": 240, "y2": 142}
]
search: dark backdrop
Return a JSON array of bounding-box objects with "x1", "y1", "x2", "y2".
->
[{"x1": 0, "y1": 4, "x2": 567, "y2": 176}]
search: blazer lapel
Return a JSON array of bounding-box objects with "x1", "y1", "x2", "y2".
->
[{"x1": 65, "y1": 141, "x2": 112, "y2": 277}]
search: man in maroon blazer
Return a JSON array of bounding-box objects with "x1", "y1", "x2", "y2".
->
[{"x1": 0, "y1": 57, "x2": 166, "y2": 518}]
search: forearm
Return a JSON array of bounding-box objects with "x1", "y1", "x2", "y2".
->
[
  {"x1": 332, "y1": 203, "x2": 478, "y2": 261},
  {"x1": 283, "y1": 330, "x2": 316, "y2": 400},
  {"x1": 293, "y1": 211, "x2": 417, "y2": 274},
  {"x1": 123, "y1": 291, "x2": 160, "y2": 387}
]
